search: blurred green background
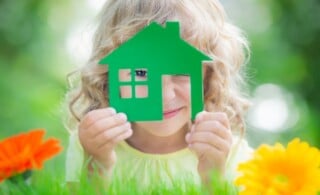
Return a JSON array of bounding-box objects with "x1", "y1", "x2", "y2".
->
[{"x1": 0, "y1": 0, "x2": 319, "y2": 175}]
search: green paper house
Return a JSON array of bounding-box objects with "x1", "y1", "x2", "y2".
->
[{"x1": 100, "y1": 21, "x2": 212, "y2": 121}]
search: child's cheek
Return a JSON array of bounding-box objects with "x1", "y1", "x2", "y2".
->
[{"x1": 180, "y1": 80, "x2": 191, "y2": 103}]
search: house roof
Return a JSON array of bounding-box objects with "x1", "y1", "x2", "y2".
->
[{"x1": 100, "y1": 21, "x2": 211, "y2": 74}]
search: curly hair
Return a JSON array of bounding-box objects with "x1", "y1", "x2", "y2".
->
[{"x1": 66, "y1": 0, "x2": 250, "y2": 135}]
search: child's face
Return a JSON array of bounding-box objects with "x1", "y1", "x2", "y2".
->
[{"x1": 120, "y1": 70, "x2": 191, "y2": 137}]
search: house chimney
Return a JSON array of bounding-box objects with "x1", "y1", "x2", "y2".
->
[{"x1": 166, "y1": 22, "x2": 180, "y2": 37}]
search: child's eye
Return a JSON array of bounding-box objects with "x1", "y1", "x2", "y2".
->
[{"x1": 135, "y1": 69, "x2": 147, "y2": 77}]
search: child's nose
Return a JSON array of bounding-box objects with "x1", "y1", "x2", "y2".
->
[{"x1": 162, "y1": 76, "x2": 176, "y2": 102}]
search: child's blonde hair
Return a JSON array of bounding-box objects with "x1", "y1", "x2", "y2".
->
[{"x1": 67, "y1": 0, "x2": 250, "y2": 135}]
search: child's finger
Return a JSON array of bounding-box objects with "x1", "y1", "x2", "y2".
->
[
  {"x1": 80, "y1": 113, "x2": 127, "y2": 138},
  {"x1": 113, "y1": 128, "x2": 133, "y2": 144},
  {"x1": 84, "y1": 112, "x2": 128, "y2": 137},
  {"x1": 80, "y1": 108, "x2": 117, "y2": 130},
  {"x1": 98, "y1": 128, "x2": 133, "y2": 152},
  {"x1": 95, "y1": 122, "x2": 132, "y2": 149},
  {"x1": 189, "y1": 142, "x2": 223, "y2": 158},
  {"x1": 188, "y1": 131, "x2": 231, "y2": 153},
  {"x1": 195, "y1": 111, "x2": 230, "y2": 129},
  {"x1": 193, "y1": 120, "x2": 232, "y2": 143},
  {"x1": 190, "y1": 123, "x2": 195, "y2": 132}
]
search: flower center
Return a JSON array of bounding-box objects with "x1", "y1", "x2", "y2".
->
[
  {"x1": 271, "y1": 174, "x2": 289, "y2": 193},
  {"x1": 275, "y1": 174, "x2": 288, "y2": 183}
]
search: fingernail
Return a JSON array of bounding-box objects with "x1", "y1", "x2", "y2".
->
[
  {"x1": 109, "y1": 108, "x2": 116, "y2": 115},
  {"x1": 118, "y1": 113, "x2": 127, "y2": 121},
  {"x1": 125, "y1": 122, "x2": 131, "y2": 128},
  {"x1": 195, "y1": 113, "x2": 202, "y2": 123}
]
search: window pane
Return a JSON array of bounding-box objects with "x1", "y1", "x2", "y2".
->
[
  {"x1": 135, "y1": 85, "x2": 148, "y2": 98},
  {"x1": 119, "y1": 69, "x2": 131, "y2": 82},
  {"x1": 120, "y1": 85, "x2": 132, "y2": 98}
]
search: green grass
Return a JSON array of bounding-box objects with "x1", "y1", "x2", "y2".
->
[{"x1": 0, "y1": 169, "x2": 239, "y2": 195}]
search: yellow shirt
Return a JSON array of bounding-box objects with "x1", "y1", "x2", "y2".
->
[
  {"x1": 112, "y1": 141, "x2": 200, "y2": 189},
  {"x1": 65, "y1": 131, "x2": 252, "y2": 189}
]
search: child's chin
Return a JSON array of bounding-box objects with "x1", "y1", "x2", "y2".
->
[
  {"x1": 134, "y1": 111, "x2": 190, "y2": 135},
  {"x1": 156, "y1": 122, "x2": 189, "y2": 137},
  {"x1": 148, "y1": 129, "x2": 182, "y2": 137}
]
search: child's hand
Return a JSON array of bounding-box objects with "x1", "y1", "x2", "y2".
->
[
  {"x1": 185, "y1": 111, "x2": 233, "y2": 180},
  {"x1": 78, "y1": 108, "x2": 132, "y2": 170}
]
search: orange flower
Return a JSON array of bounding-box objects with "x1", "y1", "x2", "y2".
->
[{"x1": 0, "y1": 129, "x2": 62, "y2": 182}]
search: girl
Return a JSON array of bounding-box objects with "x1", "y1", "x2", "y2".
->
[{"x1": 65, "y1": 0, "x2": 252, "y2": 192}]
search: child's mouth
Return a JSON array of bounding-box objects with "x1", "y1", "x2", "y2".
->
[{"x1": 163, "y1": 107, "x2": 182, "y2": 119}]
